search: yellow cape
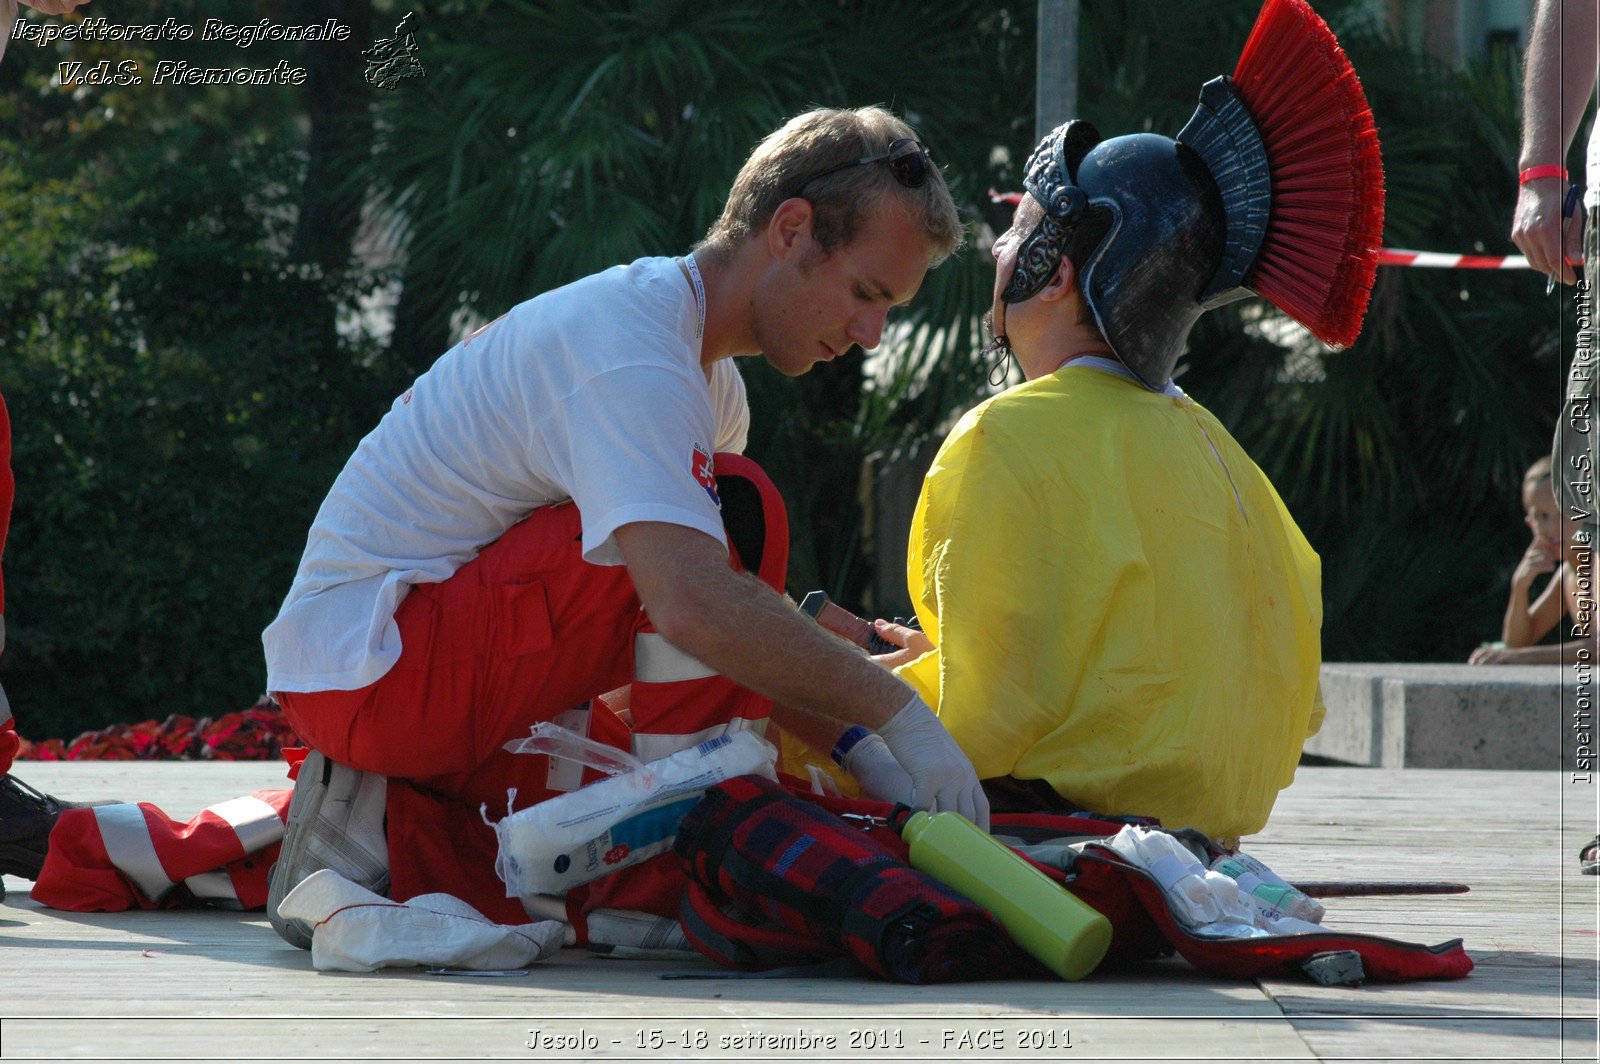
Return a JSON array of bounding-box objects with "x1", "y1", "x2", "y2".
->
[{"x1": 784, "y1": 366, "x2": 1323, "y2": 837}]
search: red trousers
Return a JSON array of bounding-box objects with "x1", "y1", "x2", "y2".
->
[{"x1": 277, "y1": 454, "x2": 788, "y2": 930}]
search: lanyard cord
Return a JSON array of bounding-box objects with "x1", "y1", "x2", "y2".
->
[{"x1": 684, "y1": 253, "x2": 706, "y2": 341}]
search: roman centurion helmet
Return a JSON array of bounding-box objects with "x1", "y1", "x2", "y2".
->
[{"x1": 1001, "y1": 0, "x2": 1385, "y2": 389}]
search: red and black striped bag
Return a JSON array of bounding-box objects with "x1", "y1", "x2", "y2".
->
[{"x1": 673, "y1": 773, "x2": 1031, "y2": 983}]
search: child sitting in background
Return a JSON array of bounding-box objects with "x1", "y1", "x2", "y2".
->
[
  {"x1": 1470, "y1": 457, "x2": 1599, "y2": 875},
  {"x1": 1469, "y1": 457, "x2": 1594, "y2": 665}
]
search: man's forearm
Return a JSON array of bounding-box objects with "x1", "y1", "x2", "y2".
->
[
  {"x1": 1520, "y1": 0, "x2": 1600, "y2": 166},
  {"x1": 662, "y1": 563, "x2": 913, "y2": 731},
  {"x1": 769, "y1": 700, "x2": 853, "y2": 755},
  {"x1": 616, "y1": 521, "x2": 985, "y2": 824}
]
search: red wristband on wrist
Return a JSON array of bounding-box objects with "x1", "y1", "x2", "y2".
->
[{"x1": 1519, "y1": 165, "x2": 1569, "y2": 185}]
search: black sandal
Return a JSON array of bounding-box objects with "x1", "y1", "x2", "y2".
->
[{"x1": 1582, "y1": 835, "x2": 1600, "y2": 876}]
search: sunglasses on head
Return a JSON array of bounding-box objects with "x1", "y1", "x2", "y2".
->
[{"x1": 795, "y1": 137, "x2": 931, "y2": 197}]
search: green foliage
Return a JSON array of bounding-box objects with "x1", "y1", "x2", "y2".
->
[{"x1": 0, "y1": 67, "x2": 405, "y2": 736}]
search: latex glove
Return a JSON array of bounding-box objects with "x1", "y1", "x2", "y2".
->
[
  {"x1": 841, "y1": 731, "x2": 915, "y2": 807},
  {"x1": 875, "y1": 694, "x2": 989, "y2": 831}
]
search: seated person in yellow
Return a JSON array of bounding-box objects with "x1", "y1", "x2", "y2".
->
[{"x1": 785, "y1": 102, "x2": 1384, "y2": 843}]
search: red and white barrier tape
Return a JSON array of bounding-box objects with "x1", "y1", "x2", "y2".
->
[
  {"x1": 985, "y1": 194, "x2": 1536, "y2": 272},
  {"x1": 989, "y1": 192, "x2": 1538, "y2": 270},
  {"x1": 1377, "y1": 248, "x2": 1529, "y2": 269}
]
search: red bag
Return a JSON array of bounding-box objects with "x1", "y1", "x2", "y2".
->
[{"x1": 677, "y1": 776, "x2": 1473, "y2": 984}]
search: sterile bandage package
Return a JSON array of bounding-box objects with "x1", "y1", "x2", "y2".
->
[{"x1": 491, "y1": 722, "x2": 778, "y2": 897}]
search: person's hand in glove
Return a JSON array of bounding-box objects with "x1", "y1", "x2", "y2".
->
[
  {"x1": 875, "y1": 694, "x2": 989, "y2": 830},
  {"x1": 839, "y1": 729, "x2": 915, "y2": 808}
]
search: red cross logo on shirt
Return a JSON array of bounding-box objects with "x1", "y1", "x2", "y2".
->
[{"x1": 692, "y1": 445, "x2": 720, "y2": 509}]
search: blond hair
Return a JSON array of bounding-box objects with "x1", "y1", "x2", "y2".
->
[
  {"x1": 698, "y1": 106, "x2": 964, "y2": 266},
  {"x1": 1524, "y1": 455, "x2": 1554, "y2": 491}
]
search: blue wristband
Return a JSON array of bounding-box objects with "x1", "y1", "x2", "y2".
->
[{"x1": 831, "y1": 725, "x2": 872, "y2": 767}]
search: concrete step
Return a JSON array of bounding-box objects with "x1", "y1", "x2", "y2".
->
[{"x1": 1306, "y1": 662, "x2": 1593, "y2": 770}]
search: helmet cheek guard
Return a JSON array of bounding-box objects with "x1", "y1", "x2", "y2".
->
[{"x1": 1000, "y1": 121, "x2": 1100, "y2": 305}]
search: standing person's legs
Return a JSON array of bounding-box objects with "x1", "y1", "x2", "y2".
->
[
  {"x1": 1554, "y1": 214, "x2": 1598, "y2": 873},
  {"x1": 1553, "y1": 212, "x2": 1598, "y2": 541}
]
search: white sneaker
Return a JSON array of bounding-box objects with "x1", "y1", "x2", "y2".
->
[{"x1": 267, "y1": 750, "x2": 389, "y2": 949}]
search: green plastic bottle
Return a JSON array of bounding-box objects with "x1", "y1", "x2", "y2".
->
[{"x1": 902, "y1": 810, "x2": 1112, "y2": 981}]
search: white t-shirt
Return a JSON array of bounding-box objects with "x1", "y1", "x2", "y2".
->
[{"x1": 263, "y1": 257, "x2": 749, "y2": 693}]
